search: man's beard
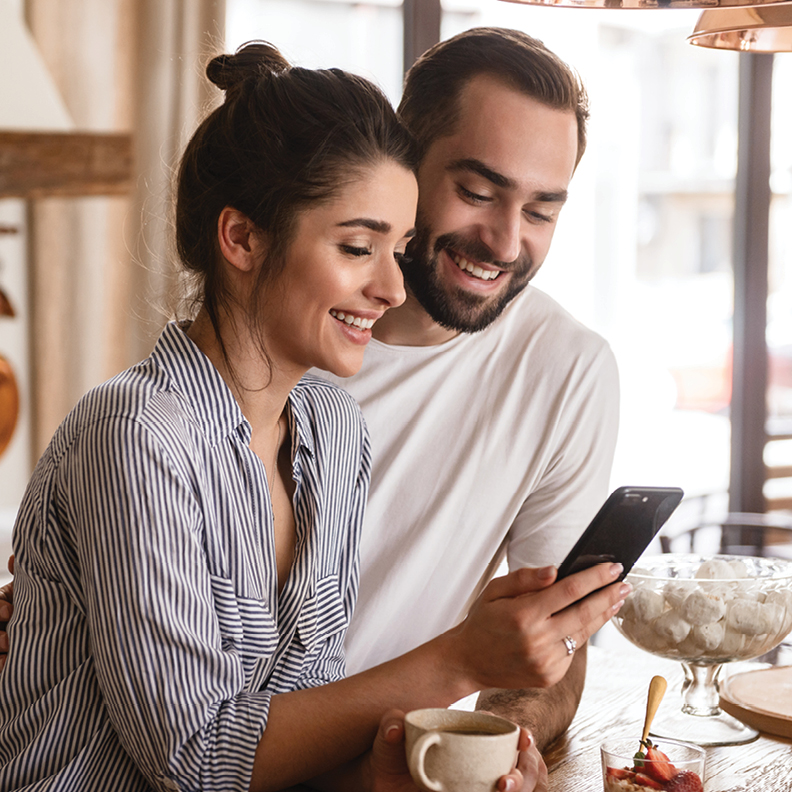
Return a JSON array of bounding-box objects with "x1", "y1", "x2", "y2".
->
[{"x1": 400, "y1": 219, "x2": 535, "y2": 334}]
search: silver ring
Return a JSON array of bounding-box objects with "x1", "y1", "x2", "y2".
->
[{"x1": 562, "y1": 635, "x2": 577, "y2": 655}]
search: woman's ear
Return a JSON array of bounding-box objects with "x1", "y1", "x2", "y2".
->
[{"x1": 217, "y1": 207, "x2": 266, "y2": 272}]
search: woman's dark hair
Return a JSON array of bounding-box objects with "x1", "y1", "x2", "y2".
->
[
  {"x1": 175, "y1": 41, "x2": 417, "y2": 377},
  {"x1": 399, "y1": 27, "x2": 589, "y2": 168}
]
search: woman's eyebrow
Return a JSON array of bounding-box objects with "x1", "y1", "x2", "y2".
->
[{"x1": 337, "y1": 218, "x2": 392, "y2": 233}]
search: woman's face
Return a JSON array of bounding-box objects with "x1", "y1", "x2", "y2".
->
[{"x1": 262, "y1": 159, "x2": 418, "y2": 379}]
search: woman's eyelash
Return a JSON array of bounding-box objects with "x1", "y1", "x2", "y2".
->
[
  {"x1": 341, "y1": 245, "x2": 371, "y2": 257},
  {"x1": 394, "y1": 252, "x2": 411, "y2": 265}
]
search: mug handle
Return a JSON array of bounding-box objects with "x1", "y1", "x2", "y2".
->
[{"x1": 408, "y1": 732, "x2": 444, "y2": 792}]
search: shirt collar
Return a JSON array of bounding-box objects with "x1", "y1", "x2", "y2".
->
[
  {"x1": 286, "y1": 378, "x2": 317, "y2": 458},
  {"x1": 150, "y1": 322, "x2": 246, "y2": 446},
  {"x1": 150, "y1": 321, "x2": 314, "y2": 458}
]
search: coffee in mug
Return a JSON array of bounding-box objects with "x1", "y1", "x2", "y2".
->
[{"x1": 404, "y1": 708, "x2": 520, "y2": 792}]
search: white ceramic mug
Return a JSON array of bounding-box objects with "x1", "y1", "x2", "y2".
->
[{"x1": 404, "y1": 708, "x2": 520, "y2": 792}]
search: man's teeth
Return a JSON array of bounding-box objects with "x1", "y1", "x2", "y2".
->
[
  {"x1": 452, "y1": 254, "x2": 499, "y2": 281},
  {"x1": 329, "y1": 310, "x2": 375, "y2": 330}
]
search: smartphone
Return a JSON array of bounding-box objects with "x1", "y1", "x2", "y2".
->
[{"x1": 556, "y1": 486, "x2": 684, "y2": 581}]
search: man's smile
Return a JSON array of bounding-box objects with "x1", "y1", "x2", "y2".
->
[{"x1": 450, "y1": 250, "x2": 502, "y2": 282}]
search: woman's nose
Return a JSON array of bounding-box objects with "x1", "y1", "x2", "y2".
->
[{"x1": 368, "y1": 252, "x2": 407, "y2": 308}]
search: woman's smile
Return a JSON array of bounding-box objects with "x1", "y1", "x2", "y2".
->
[{"x1": 262, "y1": 160, "x2": 417, "y2": 378}]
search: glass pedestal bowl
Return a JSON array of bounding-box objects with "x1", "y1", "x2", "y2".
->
[{"x1": 612, "y1": 554, "x2": 792, "y2": 746}]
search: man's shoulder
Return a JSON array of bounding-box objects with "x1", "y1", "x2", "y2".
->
[{"x1": 483, "y1": 286, "x2": 612, "y2": 359}]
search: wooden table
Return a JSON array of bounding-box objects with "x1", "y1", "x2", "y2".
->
[{"x1": 546, "y1": 645, "x2": 792, "y2": 792}]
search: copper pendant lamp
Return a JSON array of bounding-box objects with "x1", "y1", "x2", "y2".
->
[
  {"x1": 499, "y1": 0, "x2": 791, "y2": 10},
  {"x1": 689, "y1": 3, "x2": 792, "y2": 50}
]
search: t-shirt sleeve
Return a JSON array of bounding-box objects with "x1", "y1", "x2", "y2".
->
[
  {"x1": 506, "y1": 341, "x2": 621, "y2": 569},
  {"x1": 65, "y1": 415, "x2": 271, "y2": 792}
]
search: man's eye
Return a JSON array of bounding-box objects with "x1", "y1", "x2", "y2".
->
[
  {"x1": 526, "y1": 210, "x2": 553, "y2": 224},
  {"x1": 341, "y1": 245, "x2": 371, "y2": 257},
  {"x1": 458, "y1": 185, "x2": 490, "y2": 204}
]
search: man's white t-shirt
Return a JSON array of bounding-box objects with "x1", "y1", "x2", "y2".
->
[{"x1": 319, "y1": 285, "x2": 620, "y2": 674}]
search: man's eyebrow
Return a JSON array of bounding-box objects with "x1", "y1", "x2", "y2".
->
[
  {"x1": 337, "y1": 218, "x2": 392, "y2": 233},
  {"x1": 448, "y1": 158, "x2": 514, "y2": 190},
  {"x1": 532, "y1": 187, "x2": 568, "y2": 204},
  {"x1": 448, "y1": 158, "x2": 568, "y2": 204}
]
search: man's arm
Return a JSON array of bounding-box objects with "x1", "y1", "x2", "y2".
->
[
  {"x1": 480, "y1": 342, "x2": 619, "y2": 752},
  {"x1": 476, "y1": 641, "x2": 587, "y2": 752}
]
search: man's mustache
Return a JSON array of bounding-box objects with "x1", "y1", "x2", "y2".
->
[{"x1": 432, "y1": 231, "x2": 529, "y2": 274}]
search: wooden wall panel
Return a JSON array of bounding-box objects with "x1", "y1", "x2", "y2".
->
[
  {"x1": 21, "y1": 0, "x2": 224, "y2": 458},
  {"x1": 0, "y1": 132, "x2": 132, "y2": 198}
]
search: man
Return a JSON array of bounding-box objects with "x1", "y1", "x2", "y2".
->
[
  {"x1": 0, "y1": 27, "x2": 619, "y2": 791},
  {"x1": 321, "y1": 25, "x2": 619, "y2": 783}
]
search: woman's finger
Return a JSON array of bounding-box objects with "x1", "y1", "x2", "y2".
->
[
  {"x1": 498, "y1": 728, "x2": 546, "y2": 792},
  {"x1": 483, "y1": 566, "x2": 557, "y2": 601},
  {"x1": 553, "y1": 580, "x2": 631, "y2": 649}
]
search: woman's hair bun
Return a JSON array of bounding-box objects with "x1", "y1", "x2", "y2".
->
[{"x1": 206, "y1": 41, "x2": 291, "y2": 93}]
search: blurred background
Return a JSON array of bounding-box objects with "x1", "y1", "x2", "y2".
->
[{"x1": 1, "y1": 0, "x2": 792, "y2": 580}]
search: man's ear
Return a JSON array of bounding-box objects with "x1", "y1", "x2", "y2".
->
[{"x1": 217, "y1": 207, "x2": 266, "y2": 272}]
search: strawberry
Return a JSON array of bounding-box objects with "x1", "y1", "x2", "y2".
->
[
  {"x1": 643, "y1": 743, "x2": 677, "y2": 783},
  {"x1": 633, "y1": 772, "x2": 665, "y2": 789},
  {"x1": 666, "y1": 770, "x2": 704, "y2": 792},
  {"x1": 606, "y1": 767, "x2": 636, "y2": 781}
]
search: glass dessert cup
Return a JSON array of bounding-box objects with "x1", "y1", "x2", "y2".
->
[
  {"x1": 601, "y1": 737, "x2": 705, "y2": 792},
  {"x1": 612, "y1": 554, "x2": 792, "y2": 746}
]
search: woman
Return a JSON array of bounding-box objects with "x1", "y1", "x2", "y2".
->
[{"x1": 0, "y1": 44, "x2": 620, "y2": 792}]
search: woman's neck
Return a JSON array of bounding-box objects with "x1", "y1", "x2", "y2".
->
[
  {"x1": 185, "y1": 308, "x2": 298, "y2": 593},
  {"x1": 184, "y1": 308, "x2": 300, "y2": 436}
]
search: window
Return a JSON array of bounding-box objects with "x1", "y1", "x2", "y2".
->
[
  {"x1": 226, "y1": 0, "x2": 404, "y2": 104},
  {"x1": 225, "y1": 0, "x2": 791, "y2": 514},
  {"x1": 441, "y1": 2, "x2": 737, "y2": 512},
  {"x1": 766, "y1": 54, "x2": 792, "y2": 508}
]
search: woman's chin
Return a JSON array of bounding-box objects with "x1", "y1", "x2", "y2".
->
[{"x1": 319, "y1": 353, "x2": 366, "y2": 380}]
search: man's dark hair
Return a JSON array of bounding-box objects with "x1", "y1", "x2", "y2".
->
[{"x1": 398, "y1": 27, "x2": 589, "y2": 166}]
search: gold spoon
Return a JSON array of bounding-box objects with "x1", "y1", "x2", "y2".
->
[{"x1": 641, "y1": 675, "x2": 668, "y2": 745}]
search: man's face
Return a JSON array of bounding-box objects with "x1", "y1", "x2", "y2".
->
[{"x1": 402, "y1": 74, "x2": 579, "y2": 333}]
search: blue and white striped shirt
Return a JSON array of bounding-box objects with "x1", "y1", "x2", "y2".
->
[{"x1": 0, "y1": 322, "x2": 369, "y2": 792}]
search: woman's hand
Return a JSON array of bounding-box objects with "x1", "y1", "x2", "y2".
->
[
  {"x1": 369, "y1": 711, "x2": 420, "y2": 792},
  {"x1": 370, "y1": 711, "x2": 547, "y2": 792},
  {"x1": 443, "y1": 563, "x2": 629, "y2": 692},
  {"x1": 505, "y1": 727, "x2": 548, "y2": 792}
]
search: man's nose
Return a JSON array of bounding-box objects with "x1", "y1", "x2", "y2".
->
[{"x1": 479, "y1": 208, "x2": 522, "y2": 265}]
